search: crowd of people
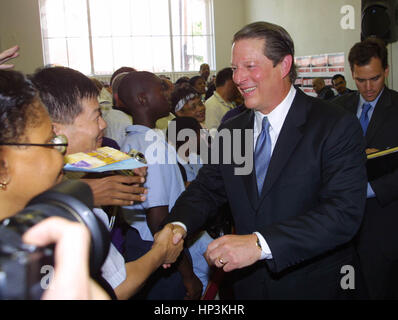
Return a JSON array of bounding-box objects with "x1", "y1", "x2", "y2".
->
[{"x1": 1, "y1": 19, "x2": 398, "y2": 301}]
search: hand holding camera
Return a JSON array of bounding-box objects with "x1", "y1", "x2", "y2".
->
[{"x1": 22, "y1": 217, "x2": 109, "y2": 300}]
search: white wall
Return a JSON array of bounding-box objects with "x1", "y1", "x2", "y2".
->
[
  {"x1": 390, "y1": 42, "x2": 398, "y2": 89},
  {"x1": 213, "y1": 0, "x2": 245, "y2": 72},
  {"x1": 244, "y1": 0, "x2": 362, "y2": 90},
  {"x1": 0, "y1": 0, "x2": 44, "y2": 74}
]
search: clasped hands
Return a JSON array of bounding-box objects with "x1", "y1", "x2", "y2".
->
[{"x1": 152, "y1": 223, "x2": 184, "y2": 268}]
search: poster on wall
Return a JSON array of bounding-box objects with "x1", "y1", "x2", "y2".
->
[{"x1": 294, "y1": 52, "x2": 345, "y2": 97}]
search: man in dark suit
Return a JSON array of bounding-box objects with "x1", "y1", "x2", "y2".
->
[
  {"x1": 163, "y1": 21, "x2": 367, "y2": 299},
  {"x1": 333, "y1": 38, "x2": 398, "y2": 299},
  {"x1": 312, "y1": 77, "x2": 336, "y2": 100},
  {"x1": 332, "y1": 74, "x2": 354, "y2": 96}
]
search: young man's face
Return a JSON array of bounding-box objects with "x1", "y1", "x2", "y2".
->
[
  {"x1": 200, "y1": 64, "x2": 210, "y2": 81},
  {"x1": 193, "y1": 77, "x2": 207, "y2": 95},
  {"x1": 352, "y1": 57, "x2": 388, "y2": 102},
  {"x1": 332, "y1": 76, "x2": 347, "y2": 95},
  {"x1": 54, "y1": 97, "x2": 107, "y2": 155}
]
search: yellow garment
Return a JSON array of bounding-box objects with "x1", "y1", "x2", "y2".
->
[{"x1": 155, "y1": 113, "x2": 176, "y2": 130}]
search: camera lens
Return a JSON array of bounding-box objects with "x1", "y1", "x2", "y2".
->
[{"x1": 0, "y1": 180, "x2": 110, "y2": 299}]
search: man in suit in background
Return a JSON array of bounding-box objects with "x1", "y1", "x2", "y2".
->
[
  {"x1": 164, "y1": 21, "x2": 368, "y2": 299},
  {"x1": 312, "y1": 77, "x2": 335, "y2": 100},
  {"x1": 332, "y1": 74, "x2": 354, "y2": 96},
  {"x1": 333, "y1": 38, "x2": 398, "y2": 299}
]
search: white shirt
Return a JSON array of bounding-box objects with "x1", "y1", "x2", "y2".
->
[
  {"x1": 93, "y1": 208, "x2": 127, "y2": 289},
  {"x1": 253, "y1": 85, "x2": 297, "y2": 259},
  {"x1": 102, "y1": 108, "x2": 132, "y2": 147},
  {"x1": 205, "y1": 92, "x2": 236, "y2": 130},
  {"x1": 155, "y1": 113, "x2": 176, "y2": 131}
]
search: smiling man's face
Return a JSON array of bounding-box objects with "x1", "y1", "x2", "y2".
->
[
  {"x1": 54, "y1": 97, "x2": 107, "y2": 155},
  {"x1": 231, "y1": 38, "x2": 286, "y2": 114}
]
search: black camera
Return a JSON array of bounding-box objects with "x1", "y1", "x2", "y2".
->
[{"x1": 0, "y1": 180, "x2": 110, "y2": 300}]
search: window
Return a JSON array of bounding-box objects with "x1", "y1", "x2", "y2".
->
[{"x1": 39, "y1": 0, "x2": 215, "y2": 76}]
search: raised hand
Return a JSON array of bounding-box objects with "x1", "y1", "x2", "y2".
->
[{"x1": 0, "y1": 45, "x2": 19, "y2": 70}]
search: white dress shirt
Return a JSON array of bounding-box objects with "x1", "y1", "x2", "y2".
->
[
  {"x1": 253, "y1": 85, "x2": 296, "y2": 259},
  {"x1": 93, "y1": 208, "x2": 127, "y2": 289}
]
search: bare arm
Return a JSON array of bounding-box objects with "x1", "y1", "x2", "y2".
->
[
  {"x1": 147, "y1": 206, "x2": 202, "y2": 300},
  {"x1": 114, "y1": 224, "x2": 183, "y2": 300}
]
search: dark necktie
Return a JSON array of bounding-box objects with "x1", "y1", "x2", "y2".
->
[
  {"x1": 359, "y1": 103, "x2": 372, "y2": 134},
  {"x1": 255, "y1": 117, "x2": 272, "y2": 194}
]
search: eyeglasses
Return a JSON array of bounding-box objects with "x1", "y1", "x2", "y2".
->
[{"x1": 0, "y1": 134, "x2": 68, "y2": 155}]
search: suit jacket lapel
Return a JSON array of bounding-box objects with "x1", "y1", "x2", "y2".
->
[
  {"x1": 345, "y1": 92, "x2": 360, "y2": 115},
  {"x1": 237, "y1": 110, "x2": 259, "y2": 209},
  {"x1": 257, "y1": 89, "x2": 308, "y2": 208},
  {"x1": 366, "y1": 88, "x2": 392, "y2": 143}
]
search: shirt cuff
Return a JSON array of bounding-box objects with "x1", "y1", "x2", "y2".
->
[
  {"x1": 254, "y1": 232, "x2": 273, "y2": 260},
  {"x1": 367, "y1": 182, "x2": 376, "y2": 198},
  {"x1": 170, "y1": 222, "x2": 187, "y2": 232}
]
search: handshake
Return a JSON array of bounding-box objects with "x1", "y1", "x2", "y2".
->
[
  {"x1": 153, "y1": 224, "x2": 186, "y2": 269},
  {"x1": 156, "y1": 224, "x2": 264, "y2": 273}
]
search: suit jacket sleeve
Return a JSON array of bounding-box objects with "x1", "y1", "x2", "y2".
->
[
  {"x1": 260, "y1": 113, "x2": 367, "y2": 273},
  {"x1": 369, "y1": 160, "x2": 398, "y2": 206},
  {"x1": 165, "y1": 160, "x2": 228, "y2": 237}
]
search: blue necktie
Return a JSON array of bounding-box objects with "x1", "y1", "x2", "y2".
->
[
  {"x1": 255, "y1": 117, "x2": 272, "y2": 193},
  {"x1": 359, "y1": 103, "x2": 372, "y2": 134}
]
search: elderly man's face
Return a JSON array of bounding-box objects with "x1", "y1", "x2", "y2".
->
[{"x1": 332, "y1": 76, "x2": 347, "y2": 95}]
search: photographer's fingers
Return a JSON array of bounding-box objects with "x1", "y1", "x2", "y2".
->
[
  {"x1": 22, "y1": 217, "x2": 95, "y2": 299},
  {"x1": 22, "y1": 217, "x2": 89, "y2": 247}
]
